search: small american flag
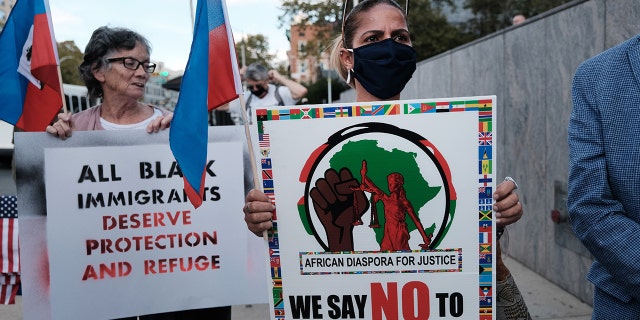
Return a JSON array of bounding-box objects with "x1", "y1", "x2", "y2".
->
[
  {"x1": 259, "y1": 134, "x2": 270, "y2": 148},
  {"x1": 0, "y1": 195, "x2": 19, "y2": 304},
  {"x1": 0, "y1": 274, "x2": 20, "y2": 305}
]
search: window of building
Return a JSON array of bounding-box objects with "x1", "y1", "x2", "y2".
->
[{"x1": 298, "y1": 40, "x2": 306, "y2": 54}]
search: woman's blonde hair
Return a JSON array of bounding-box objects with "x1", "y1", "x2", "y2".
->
[{"x1": 328, "y1": 36, "x2": 351, "y2": 87}]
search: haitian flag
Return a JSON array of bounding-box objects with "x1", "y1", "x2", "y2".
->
[
  {"x1": 0, "y1": 0, "x2": 62, "y2": 131},
  {"x1": 170, "y1": 0, "x2": 242, "y2": 208}
]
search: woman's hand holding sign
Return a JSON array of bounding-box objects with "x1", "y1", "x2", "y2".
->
[{"x1": 243, "y1": 189, "x2": 275, "y2": 237}]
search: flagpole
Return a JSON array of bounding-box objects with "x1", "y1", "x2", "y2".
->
[
  {"x1": 190, "y1": 0, "x2": 195, "y2": 33},
  {"x1": 238, "y1": 94, "x2": 268, "y2": 239},
  {"x1": 56, "y1": 66, "x2": 68, "y2": 114},
  {"x1": 238, "y1": 94, "x2": 260, "y2": 189}
]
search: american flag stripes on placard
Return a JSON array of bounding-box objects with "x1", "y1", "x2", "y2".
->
[{"x1": 0, "y1": 195, "x2": 20, "y2": 304}]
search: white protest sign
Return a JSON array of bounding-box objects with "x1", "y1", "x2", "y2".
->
[
  {"x1": 14, "y1": 126, "x2": 265, "y2": 320},
  {"x1": 255, "y1": 97, "x2": 496, "y2": 320}
]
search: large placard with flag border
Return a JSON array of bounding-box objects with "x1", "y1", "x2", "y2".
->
[
  {"x1": 255, "y1": 96, "x2": 496, "y2": 320},
  {"x1": 14, "y1": 127, "x2": 268, "y2": 320}
]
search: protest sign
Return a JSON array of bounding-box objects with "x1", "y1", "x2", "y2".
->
[
  {"x1": 15, "y1": 127, "x2": 267, "y2": 319},
  {"x1": 254, "y1": 97, "x2": 496, "y2": 320}
]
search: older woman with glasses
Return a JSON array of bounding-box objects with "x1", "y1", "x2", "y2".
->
[
  {"x1": 243, "y1": 1, "x2": 530, "y2": 319},
  {"x1": 46, "y1": 26, "x2": 172, "y2": 139},
  {"x1": 45, "y1": 26, "x2": 231, "y2": 320}
]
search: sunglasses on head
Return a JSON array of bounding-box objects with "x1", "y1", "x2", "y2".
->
[
  {"x1": 341, "y1": 0, "x2": 410, "y2": 44},
  {"x1": 341, "y1": 0, "x2": 411, "y2": 29}
]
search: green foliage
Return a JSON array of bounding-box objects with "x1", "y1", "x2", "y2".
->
[
  {"x1": 407, "y1": 0, "x2": 474, "y2": 60},
  {"x1": 234, "y1": 34, "x2": 276, "y2": 69},
  {"x1": 56, "y1": 41, "x2": 84, "y2": 85},
  {"x1": 303, "y1": 71, "x2": 350, "y2": 104}
]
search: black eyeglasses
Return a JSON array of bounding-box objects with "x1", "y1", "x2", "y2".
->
[{"x1": 106, "y1": 57, "x2": 156, "y2": 73}]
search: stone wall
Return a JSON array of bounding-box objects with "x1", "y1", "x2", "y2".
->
[{"x1": 337, "y1": 0, "x2": 640, "y2": 304}]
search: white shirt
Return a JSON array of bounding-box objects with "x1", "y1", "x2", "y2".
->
[
  {"x1": 227, "y1": 84, "x2": 298, "y2": 124},
  {"x1": 100, "y1": 107, "x2": 164, "y2": 130}
]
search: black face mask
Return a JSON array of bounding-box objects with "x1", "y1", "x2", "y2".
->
[
  {"x1": 249, "y1": 84, "x2": 267, "y2": 97},
  {"x1": 349, "y1": 38, "x2": 417, "y2": 100}
]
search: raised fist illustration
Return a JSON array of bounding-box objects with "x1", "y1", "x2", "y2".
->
[{"x1": 310, "y1": 167, "x2": 369, "y2": 251}]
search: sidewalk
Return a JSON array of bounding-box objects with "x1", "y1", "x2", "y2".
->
[
  {"x1": 0, "y1": 258, "x2": 592, "y2": 319},
  {"x1": 505, "y1": 258, "x2": 592, "y2": 319}
]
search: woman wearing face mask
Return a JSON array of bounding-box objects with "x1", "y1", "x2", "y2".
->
[
  {"x1": 330, "y1": 0, "x2": 416, "y2": 102},
  {"x1": 243, "y1": 1, "x2": 530, "y2": 318}
]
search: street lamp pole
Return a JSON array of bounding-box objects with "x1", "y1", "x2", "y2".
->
[
  {"x1": 241, "y1": 33, "x2": 246, "y2": 68},
  {"x1": 56, "y1": 57, "x2": 71, "y2": 113},
  {"x1": 190, "y1": 0, "x2": 195, "y2": 34},
  {"x1": 327, "y1": 75, "x2": 332, "y2": 104}
]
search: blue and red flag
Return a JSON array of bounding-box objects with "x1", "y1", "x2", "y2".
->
[
  {"x1": 170, "y1": 0, "x2": 242, "y2": 208},
  {"x1": 0, "y1": 0, "x2": 62, "y2": 131}
]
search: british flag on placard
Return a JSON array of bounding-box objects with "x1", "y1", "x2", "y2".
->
[
  {"x1": 479, "y1": 131, "x2": 492, "y2": 145},
  {"x1": 0, "y1": 195, "x2": 20, "y2": 305}
]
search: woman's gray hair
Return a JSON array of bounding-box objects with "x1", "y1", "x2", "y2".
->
[
  {"x1": 78, "y1": 26, "x2": 151, "y2": 99},
  {"x1": 244, "y1": 63, "x2": 269, "y2": 82}
]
